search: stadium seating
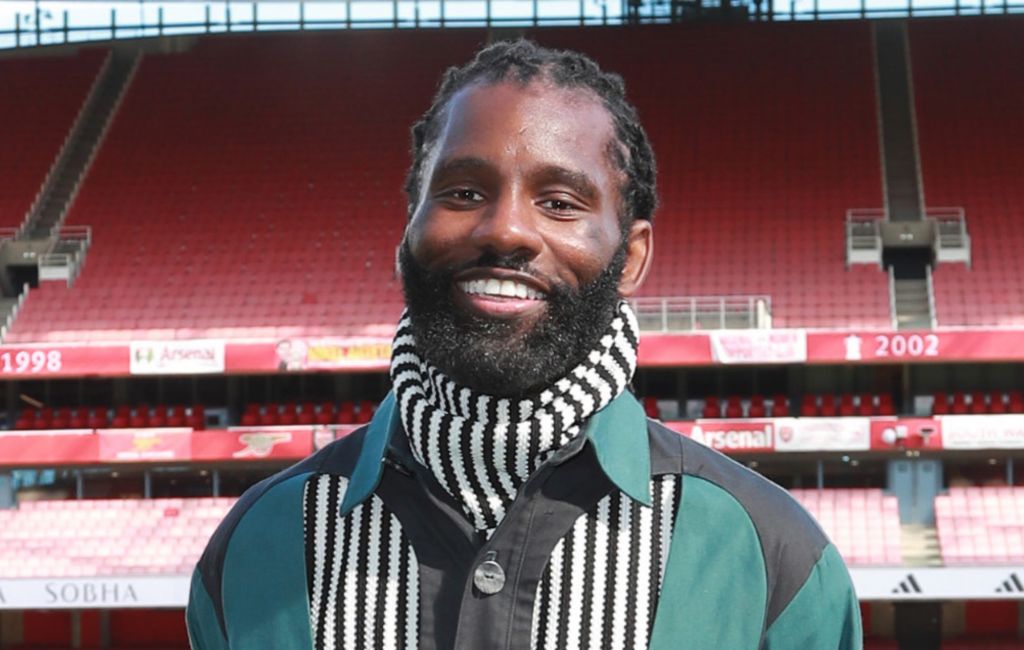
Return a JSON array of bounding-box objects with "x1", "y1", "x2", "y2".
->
[
  {"x1": 5, "y1": 23, "x2": 890, "y2": 342},
  {"x1": 4, "y1": 31, "x2": 483, "y2": 342},
  {"x1": 532, "y1": 23, "x2": 890, "y2": 329},
  {"x1": 0, "y1": 497, "x2": 234, "y2": 578},
  {"x1": 911, "y1": 18, "x2": 1024, "y2": 327},
  {"x1": 790, "y1": 488, "x2": 903, "y2": 566},
  {"x1": 931, "y1": 391, "x2": 1024, "y2": 416},
  {"x1": 935, "y1": 486, "x2": 1024, "y2": 565},
  {"x1": 0, "y1": 48, "x2": 105, "y2": 230}
]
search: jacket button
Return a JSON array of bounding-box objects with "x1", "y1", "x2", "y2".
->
[{"x1": 474, "y1": 551, "x2": 505, "y2": 595}]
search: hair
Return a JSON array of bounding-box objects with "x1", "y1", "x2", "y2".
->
[{"x1": 403, "y1": 39, "x2": 658, "y2": 223}]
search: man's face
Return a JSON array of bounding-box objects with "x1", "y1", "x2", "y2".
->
[{"x1": 401, "y1": 80, "x2": 652, "y2": 395}]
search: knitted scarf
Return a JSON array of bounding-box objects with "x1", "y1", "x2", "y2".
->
[{"x1": 390, "y1": 301, "x2": 640, "y2": 532}]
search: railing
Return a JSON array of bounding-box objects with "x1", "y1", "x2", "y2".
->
[
  {"x1": 38, "y1": 226, "x2": 92, "y2": 285},
  {"x1": 888, "y1": 266, "x2": 898, "y2": 330},
  {"x1": 930, "y1": 207, "x2": 971, "y2": 267},
  {"x1": 845, "y1": 208, "x2": 885, "y2": 267},
  {"x1": 630, "y1": 295, "x2": 771, "y2": 331},
  {"x1": 925, "y1": 264, "x2": 937, "y2": 329},
  {"x1": 2, "y1": 0, "x2": 1023, "y2": 50}
]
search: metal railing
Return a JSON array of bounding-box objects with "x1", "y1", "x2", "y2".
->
[
  {"x1": 38, "y1": 226, "x2": 92, "y2": 285},
  {"x1": 630, "y1": 295, "x2": 772, "y2": 331},
  {"x1": 2, "y1": 0, "x2": 1023, "y2": 50},
  {"x1": 845, "y1": 208, "x2": 885, "y2": 267},
  {"x1": 888, "y1": 266, "x2": 898, "y2": 330},
  {"x1": 925, "y1": 264, "x2": 937, "y2": 329},
  {"x1": 930, "y1": 206, "x2": 971, "y2": 267}
]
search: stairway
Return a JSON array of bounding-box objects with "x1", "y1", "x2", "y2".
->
[
  {"x1": 900, "y1": 523, "x2": 942, "y2": 567},
  {"x1": 20, "y1": 49, "x2": 137, "y2": 240},
  {"x1": 893, "y1": 278, "x2": 931, "y2": 330},
  {"x1": 874, "y1": 21, "x2": 925, "y2": 223}
]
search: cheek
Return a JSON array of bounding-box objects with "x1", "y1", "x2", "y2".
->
[
  {"x1": 545, "y1": 220, "x2": 621, "y2": 287},
  {"x1": 406, "y1": 208, "x2": 471, "y2": 270}
]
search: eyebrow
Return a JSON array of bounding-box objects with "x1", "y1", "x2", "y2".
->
[
  {"x1": 530, "y1": 165, "x2": 598, "y2": 202},
  {"x1": 429, "y1": 156, "x2": 493, "y2": 184}
]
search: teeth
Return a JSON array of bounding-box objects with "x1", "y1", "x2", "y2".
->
[{"x1": 458, "y1": 278, "x2": 543, "y2": 300}]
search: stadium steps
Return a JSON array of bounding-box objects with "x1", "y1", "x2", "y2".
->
[
  {"x1": 893, "y1": 278, "x2": 932, "y2": 329},
  {"x1": 900, "y1": 523, "x2": 943, "y2": 567},
  {"x1": 873, "y1": 20, "x2": 925, "y2": 223},
  {"x1": 21, "y1": 49, "x2": 139, "y2": 240}
]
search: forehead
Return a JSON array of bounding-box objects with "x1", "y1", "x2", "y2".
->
[{"x1": 428, "y1": 79, "x2": 619, "y2": 181}]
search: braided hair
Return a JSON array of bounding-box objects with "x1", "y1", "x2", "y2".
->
[{"x1": 403, "y1": 39, "x2": 658, "y2": 223}]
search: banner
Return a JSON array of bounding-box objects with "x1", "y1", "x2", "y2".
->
[
  {"x1": 0, "y1": 576, "x2": 189, "y2": 609},
  {"x1": 773, "y1": 418, "x2": 871, "y2": 452},
  {"x1": 4, "y1": 568, "x2": 1024, "y2": 608},
  {"x1": 0, "y1": 429, "x2": 97, "y2": 466},
  {"x1": 129, "y1": 340, "x2": 225, "y2": 375},
  {"x1": 672, "y1": 420, "x2": 775, "y2": 452},
  {"x1": 870, "y1": 418, "x2": 944, "y2": 451},
  {"x1": 5, "y1": 328, "x2": 1024, "y2": 376},
  {"x1": 709, "y1": 330, "x2": 807, "y2": 364},
  {"x1": 191, "y1": 427, "x2": 315, "y2": 461},
  {"x1": 939, "y1": 415, "x2": 1024, "y2": 450},
  {"x1": 97, "y1": 428, "x2": 192, "y2": 462},
  {"x1": 273, "y1": 338, "x2": 392, "y2": 371}
]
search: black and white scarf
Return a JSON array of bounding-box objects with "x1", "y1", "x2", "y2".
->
[{"x1": 389, "y1": 301, "x2": 641, "y2": 531}]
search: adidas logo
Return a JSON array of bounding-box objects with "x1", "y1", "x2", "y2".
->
[
  {"x1": 891, "y1": 574, "x2": 923, "y2": 595},
  {"x1": 995, "y1": 573, "x2": 1024, "y2": 594}
]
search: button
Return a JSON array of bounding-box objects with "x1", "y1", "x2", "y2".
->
[{"x1": 474, "y1": 551, "x2": 505, "y2": 595}]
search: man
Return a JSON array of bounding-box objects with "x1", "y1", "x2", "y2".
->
[{"x1": 187, "y1": 40, "x2": 862, "y2": 649}]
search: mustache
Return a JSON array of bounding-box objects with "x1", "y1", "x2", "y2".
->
[{"x1": 403, "y1": 244, "x2": 554, "y2": 289}]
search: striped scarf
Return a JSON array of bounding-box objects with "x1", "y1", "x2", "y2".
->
[{"x1": 390, "y1": 301, "x2": 640, "y2": 531}]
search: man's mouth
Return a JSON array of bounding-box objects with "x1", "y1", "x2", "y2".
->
[
  {"x1": 453, "y1": 271, "x2": 548, "y2": 319},
  {"x1": 457, "y1": 278, "x2": 545, "y2": 300}
]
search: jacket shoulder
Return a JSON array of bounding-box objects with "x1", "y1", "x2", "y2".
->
[{"x1": 647, "y1": 419, "x2": 834, "y2": 631}]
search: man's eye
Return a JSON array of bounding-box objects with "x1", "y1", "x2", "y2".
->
[
  {"x1": 446, "y1": 189, "x2": 484, "y2": 203},
  {"x1": 539, "y1": 199, "x2": 579, "y2": 213}
]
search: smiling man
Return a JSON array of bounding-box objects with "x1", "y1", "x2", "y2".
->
[{"x1": 187, "y1": 40, "x2": 862, "y2": 649}]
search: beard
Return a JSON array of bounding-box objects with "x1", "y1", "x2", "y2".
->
[{"x1": 398, "y1": 237, "x2": 629, "y2": 398}]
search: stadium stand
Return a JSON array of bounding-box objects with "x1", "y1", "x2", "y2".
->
[
  {"x1": 4, "y1": 22, "x2": 891, "y2": 341},
  {"x1": 4, "y1": 31, "x2": 483, "y2": 342},
  {"x1": 911, "y1": 18, "x2": 1024, "y2": 327},
  {"x1": 0, "y1": 497, "x2": 233, "y2": 577},
  {"x1": 0, "y1": 48, "x2": 105, "y2": 229},
  {"x1": 935, "y1": 486, "x2": 1024, "y2": 565},
  {"x1": 532, "y1": 23, "x2": 890, "y2": 329},
  {"x1": 790, "y1": 488, "x2": 903, "y2": 566}
]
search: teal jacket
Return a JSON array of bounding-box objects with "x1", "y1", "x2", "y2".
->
[{"x1": 187, "y1": 391, "x2": 862, "y2": 649}]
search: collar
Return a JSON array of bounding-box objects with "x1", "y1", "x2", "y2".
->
[{"x1": 340, "y1": 389, "x2": 651, "y2": 516}]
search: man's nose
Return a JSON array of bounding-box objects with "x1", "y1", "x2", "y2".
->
[{"x1": 470, "y1": 194, "x2": 544, "y2": 259}]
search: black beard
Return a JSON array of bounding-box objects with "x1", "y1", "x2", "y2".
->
[{"x1": 398, "y1": 239, "x2": 628, "y2": 397}]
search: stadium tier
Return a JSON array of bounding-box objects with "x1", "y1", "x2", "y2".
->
[
  {"x1": 0, "y1": 497, "x2": 233, "y2": 578},
  {"x1": 4, "y1": 22, "x2": 891, "y2": 342},
  {"x1": 0, "y1": 48, "x2": 105, "y2": 230},
  {"x1": 790, "y1": 488, "x2": 903, "y2": 566},
  {"x1": 911, "y1": 18, "x2": 1024, "y2": 327},
  {"x1": 4, "y1": 31, "x2": 483, "y2": 342},
  {"x1": 0, "y1": 490, "x2": 896, "y2": 579},
  {"x1": 936, "y1": 486, "x2": 1024, "y2": 566}
]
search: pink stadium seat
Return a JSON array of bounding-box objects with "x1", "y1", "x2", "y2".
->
[
  {"x1": 0, "y1": 498, "x2": 236, "y2": 579},
  {"x1": 790, "y1": 488, "x2": 902, "y2": 566},
  {"x1": 936, "y1": 487, "x2": 1024, "y2": 566}
]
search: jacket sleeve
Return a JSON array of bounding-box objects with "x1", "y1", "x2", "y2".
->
[
  {"x1": 186, "y1": 569, "x2": 228, "y2": 650},
  {"x1": 762, "y1": 544, "x2": 863, "y2": 649}
]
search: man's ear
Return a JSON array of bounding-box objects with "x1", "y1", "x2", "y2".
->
[{"x1": 618, "y1": 218, "x2": 653, "y2": 297}]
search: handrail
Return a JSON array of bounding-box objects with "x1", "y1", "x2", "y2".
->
[
  {"x1": 888, "y1": 267, "x2": 898, "y2": 330},
  {"x1": 925, "y1": 265, "x2": 937, "y2": 329},
  {"x1": 630, "y1": 295, "x2": 772, "y2": 331},
  {"x1": 2, "y1": 1, "x2": 1023, "y2": 50}
]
